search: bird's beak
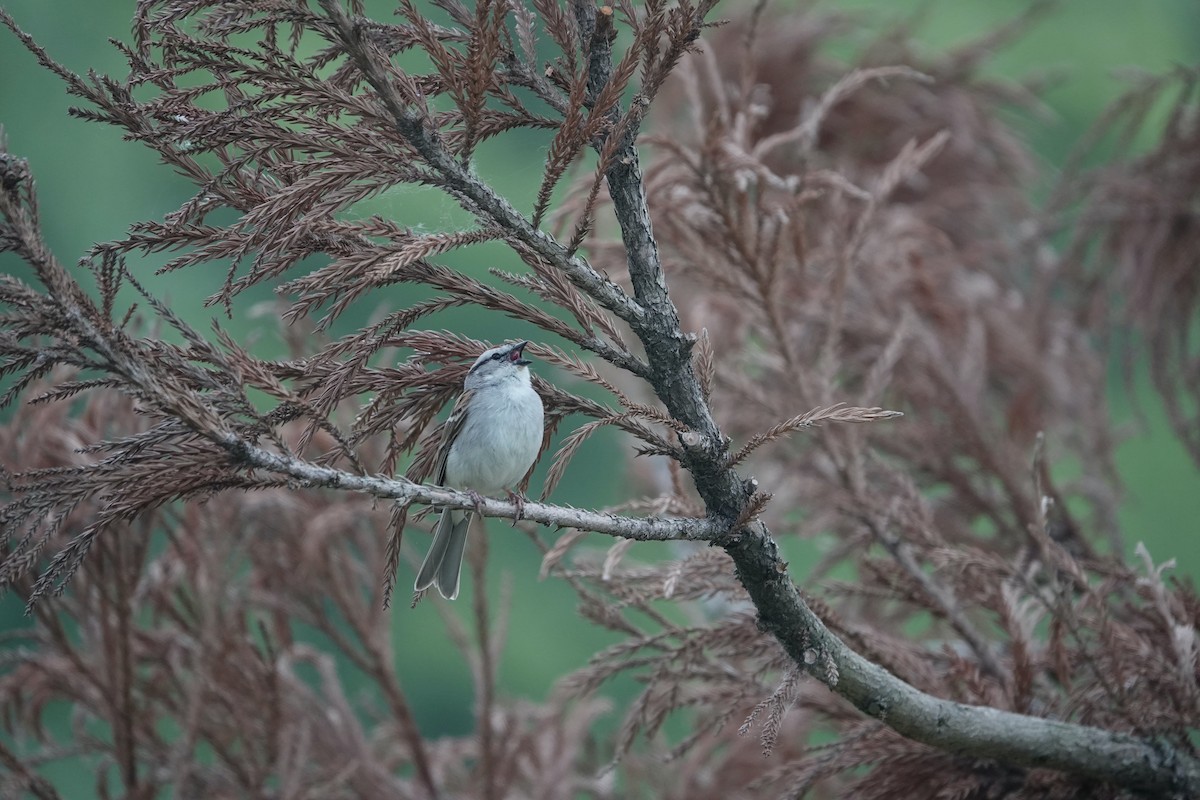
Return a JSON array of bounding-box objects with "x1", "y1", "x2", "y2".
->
[{"x1": 511, "y1": 340, "x2": 531, "y2": 367}]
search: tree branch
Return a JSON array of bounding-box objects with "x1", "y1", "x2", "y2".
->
[
  {"x1": 222, "y1": 434, "x2": 717, "y2": 543},
  {"x1": 730, "y1": 519, "x2": 1200, "y2": 795}
]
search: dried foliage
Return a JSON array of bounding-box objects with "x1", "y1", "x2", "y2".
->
[
  {"x1": 0, "y1": 387, "x2": 611, "y2": 798},
  {"x1": 1052, "y1": 69, "x2": 1200, "y2": 471},
  {"x1": 550, "y1": 5, "x2": 1200, "y2": 798},
  {"x1": 1, "y1": 1, "x2": 1199, "y2": 798}
]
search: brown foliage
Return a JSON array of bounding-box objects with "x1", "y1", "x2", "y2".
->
[
  {"x1": 0, "y1": 389, "x2": 610, "y2": 798},
  {"x1": 550, "y1": 6, "x2": 1200, "y2": 798},
  {"x1": 1, "y1": 1, "x2": 1199, "y2": 798}
]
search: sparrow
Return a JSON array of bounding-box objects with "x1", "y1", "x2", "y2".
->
[{"x1": 414, "y1": 341, "x2": 545, "y2": 599}]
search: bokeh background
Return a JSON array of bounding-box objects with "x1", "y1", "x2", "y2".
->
[{"x1": 2, "y1": 0, "x2": 1200, "y2": 793}]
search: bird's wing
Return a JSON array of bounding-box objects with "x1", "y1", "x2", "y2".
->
[{"x1": 434, "y1": 388, "x2": 474, "y2": 486}]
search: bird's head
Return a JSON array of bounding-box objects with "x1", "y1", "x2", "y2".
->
[{"x1": 463, "y1": 340, "x2": 532, "y2": 389}]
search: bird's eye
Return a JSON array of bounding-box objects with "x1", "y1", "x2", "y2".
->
[{"x1": 491, "y1": 352, "x2": 503, "y2": 361}]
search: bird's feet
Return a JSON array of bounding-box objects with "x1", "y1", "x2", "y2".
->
[
  {"x1": 467, "y1": 489, "x2": 487, "y2": 516},
  {"x1": 505, "y1": 489, "x2": 527, "y2": 526}
]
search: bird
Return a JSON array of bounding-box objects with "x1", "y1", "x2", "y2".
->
[{"x1": 414, "y1": 340, "x2": 545, "y2": 600}]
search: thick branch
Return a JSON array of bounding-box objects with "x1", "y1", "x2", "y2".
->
[
  {"x1": 731, "y1": 521, "x2": 1200, "y2": 795},
  {"x1": 570, "y1": 5, "x2": 734, "y2": 512}
]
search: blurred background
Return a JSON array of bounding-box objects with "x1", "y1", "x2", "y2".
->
[{"x1": 2, "y1": 0, "x2": 1199, "y2": 793}]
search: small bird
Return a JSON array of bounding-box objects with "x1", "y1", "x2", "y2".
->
[{"x1": 415, "y1": 341, "x2": 545, "y2": 600}]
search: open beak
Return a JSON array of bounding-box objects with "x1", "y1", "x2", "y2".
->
[{"x1": 510, "y1": 340, "x2": 531, "y2": 367}]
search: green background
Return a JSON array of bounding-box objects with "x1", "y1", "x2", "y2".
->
[{"x1": 2, "y1": 0, "x2": 1200, "y2": 792}]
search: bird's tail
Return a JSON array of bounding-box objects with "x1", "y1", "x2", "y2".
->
[{"x1": 414, "y1": 509, "x2": 473, "y2": 600}]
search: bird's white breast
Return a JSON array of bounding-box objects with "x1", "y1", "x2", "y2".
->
[{"x1": 444, "y1": 379, "x2": 544, "y2": 493}]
